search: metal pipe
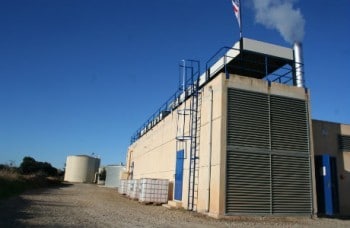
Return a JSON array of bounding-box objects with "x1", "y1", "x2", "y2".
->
[
  {"x1": 182, "y1": 60, "x2": 186, "y2": 93},
  {"x1": 293, "y1": 42, "x2": 304, "y2": 87},
  {"x1": 206, "y1": 86, "x2": 214, "y2": 213}
]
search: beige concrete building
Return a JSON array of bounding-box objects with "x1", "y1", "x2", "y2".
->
[
  {"x1": 126, "y1": 38, "x2": 316, "y2": 218},
  {"x1": 312, "y1": 120, "x2": 350, "y2": 216}
]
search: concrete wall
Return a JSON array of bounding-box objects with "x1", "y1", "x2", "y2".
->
[
  {"x1": 127, "y1": 73, "x2": 225, "y2": 215},
  {"x1": 126, "y1": 73, "x2": 315, "y2": 217},
  {"x1": 312, "y1": 120, "x2": 350, "y2": 215}
]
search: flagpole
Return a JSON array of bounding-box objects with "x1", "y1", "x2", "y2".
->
[{"x1": 239, "y1": 0, "x2": 243, "y2": 39}]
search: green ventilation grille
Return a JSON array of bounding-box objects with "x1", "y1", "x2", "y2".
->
[
  {"x1": 271, "y1": 154, "x2": 312, "y2": 214},
  {"x1": 227, "y1": 89, "x2": 270, "y2": 149},
  {"x1": 226, "y1": 151, "x2": 270, "y2": 213},
  {"x1": 270, "y1": 95, "x2": 309, "y2": 153},
  {"x1": 226, "y1": 88, "x2": 312, "y2": 215}
]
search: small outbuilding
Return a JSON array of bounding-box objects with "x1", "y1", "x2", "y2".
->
[
  {"x1": 312, "y1": 120, "x2": 350, "y2": 216},
  {"x1": 104, "y1": 164, "x2": 126, "y2": 188}
]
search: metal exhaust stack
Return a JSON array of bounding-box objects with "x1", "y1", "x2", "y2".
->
[{"x1": 293, "y1": 42, "x2": 304, "y2": 87}]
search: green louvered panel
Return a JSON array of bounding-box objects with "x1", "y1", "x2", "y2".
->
[
  {"x1": 339, "y1": 135, "x2": 350, "y2": 151},
  {"x1": 270, "y1": 96, "x2": 309, "y2": 153},
  {"x1": 226, "y1": 151, "x2": 271, "y2": 214},
  {"x1": 272, "y1": 154, "x2": 312, "y2": 214},
  {"x1": 226, "y1": 88, "x2": 313, "y2": 215},
  {"x1": 227, "y1": 89, "x2": 270, "y2": 149}
]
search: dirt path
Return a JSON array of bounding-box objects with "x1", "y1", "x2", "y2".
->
[{"x1": 0, "y1": 183, "x2": 349, "y2": 227}]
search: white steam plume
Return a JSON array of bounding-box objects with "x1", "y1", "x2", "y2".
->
[{"x1": 251, "y1": 0, "x2": 305, "y2": 43}]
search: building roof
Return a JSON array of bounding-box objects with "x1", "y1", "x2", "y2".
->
[{"x1": 130, "y1": 38, "x2": 297, "y2": 144}]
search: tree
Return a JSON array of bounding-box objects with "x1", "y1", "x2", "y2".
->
[
  {"x1": 19, "y1": 156, "x2": 58, "y2": 176},
  {"x1": 40, "y1": 162, "x2": 57, "y2": 176},
  {"x1": 19, "y1": 156, "x2": 39, "y2": 174}
]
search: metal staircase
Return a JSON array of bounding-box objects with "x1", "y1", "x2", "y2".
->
[{"x1": 175, "y1": 60, "x2": 201, "y2": 211}]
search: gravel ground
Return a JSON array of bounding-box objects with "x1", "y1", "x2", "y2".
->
[{"x1": 0, "y1": 183, "x2": 349, "y2": 227}]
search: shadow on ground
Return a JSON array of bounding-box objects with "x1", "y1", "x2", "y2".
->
[{"x1": 0, "y1": 182, "x2": 72, "y2": 227}]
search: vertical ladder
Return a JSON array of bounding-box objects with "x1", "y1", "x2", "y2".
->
[
  {"x1": 175, "y1": 60, "x2": 201, "y2": 211},
  {"x1": 187, "y1": 79, "x2": 201, "y2": 211}
]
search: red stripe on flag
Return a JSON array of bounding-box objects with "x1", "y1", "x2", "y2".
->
[{"x1": 233, "y1": 6, "x2": 238, "y2": 13}]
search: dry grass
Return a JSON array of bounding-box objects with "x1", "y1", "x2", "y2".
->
[
  {"x1": 0, "y1": 169, "x2": 21, "y2": 180},
  {"x1": 0, "y1": 169, "x2": 26, "y2": 200},
  {"x1": 0, "y1": 169, "x2": 62, "y2": 200}
]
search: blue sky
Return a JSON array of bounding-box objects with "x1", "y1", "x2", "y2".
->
[{"x1": 1, "y1": 0, "x2": 349, "y2": 169}]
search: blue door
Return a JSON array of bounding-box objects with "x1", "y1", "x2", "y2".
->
[
  {"x1": 174, "y1": 150, "x2": 184, "y2": 201},
  {"x1": 315, "y1": 154, "x2": 339, "y2": 216}
]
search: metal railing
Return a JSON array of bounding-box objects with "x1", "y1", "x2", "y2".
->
[
  {"x1": 130, "y1": 45, "x2": 300, "y2": 144},
  {"x1": 130, "y1": 61, "x2": 200, "y2": 144},
  {"x1": 205, "y1": 46, "x2": 295, "y2": 84}
]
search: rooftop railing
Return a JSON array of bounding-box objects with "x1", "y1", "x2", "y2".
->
[{"x1": 130, "y1": 45, "x2": 301, "y2": 144}]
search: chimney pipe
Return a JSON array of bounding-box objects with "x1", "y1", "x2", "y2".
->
[{"x1": 293, "y1": 42, "x2": 304, "y2": 87}]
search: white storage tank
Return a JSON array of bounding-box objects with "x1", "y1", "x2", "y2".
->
[
  {"x1": 104, "y1": 164, "x2": 126, "y2": 188},
  {"x1": 64, "y1": 155, "x2": 100, "y2": 183}
]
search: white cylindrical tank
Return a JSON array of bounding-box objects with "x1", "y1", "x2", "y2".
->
[{"x1": 64, "y1": 155, "x2": 100, "y2": 183}]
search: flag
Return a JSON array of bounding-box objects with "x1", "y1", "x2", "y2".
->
[{"x1": 231, "y1": 0, "x2": 241, "y2": 29}]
